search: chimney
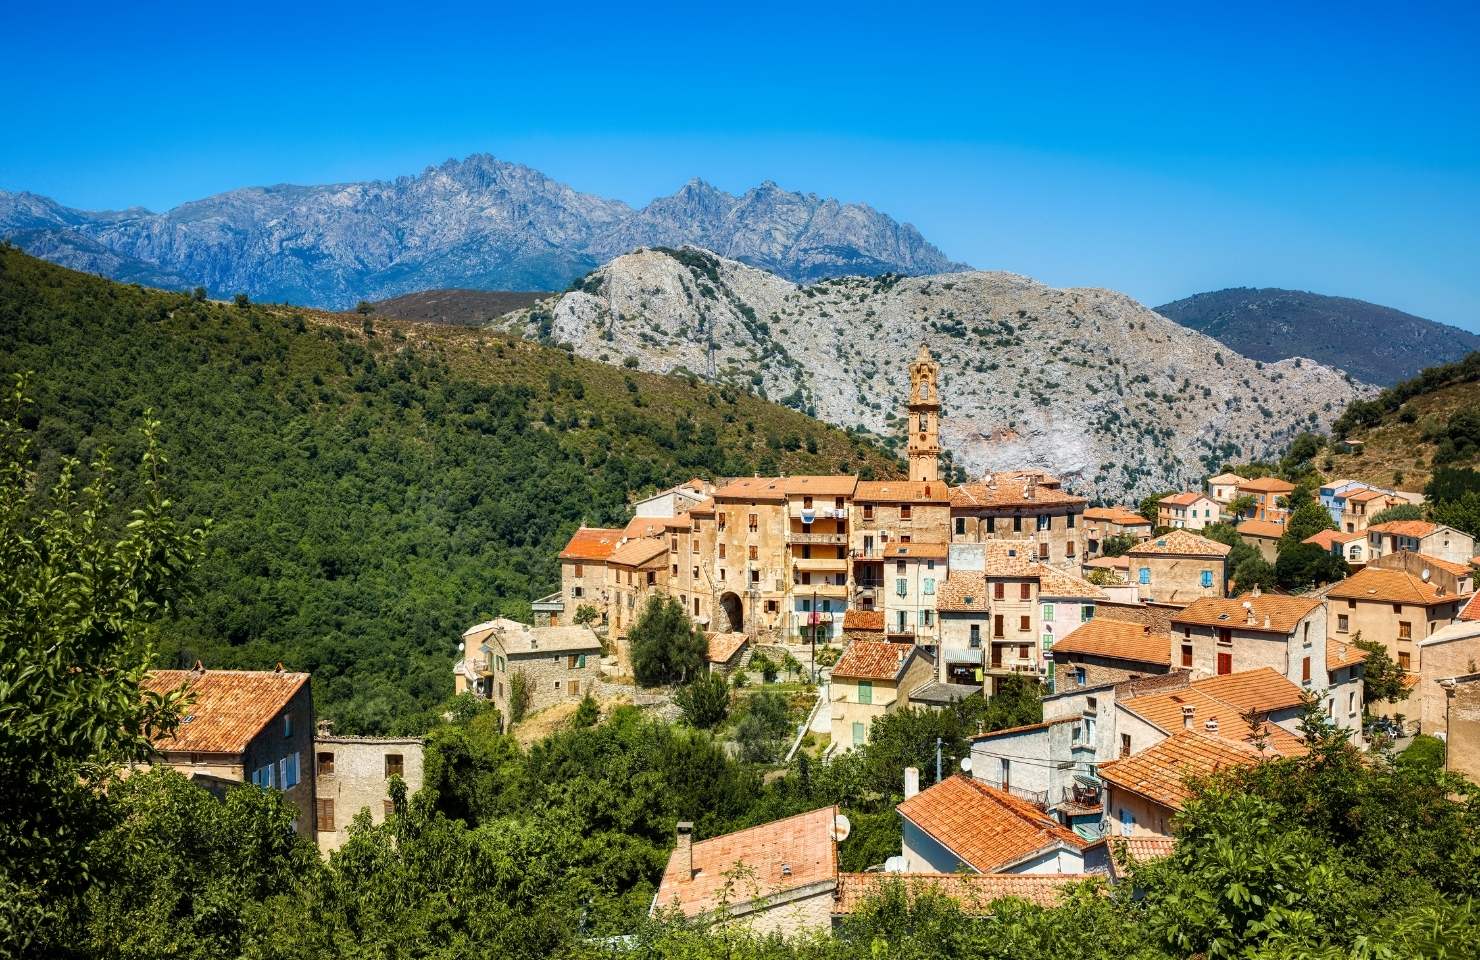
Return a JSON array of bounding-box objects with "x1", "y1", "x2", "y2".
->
[
  {"x1": 1204, "y1": 716, "x2": 1220, "y2": 734},
  {"x1": 1263, "y1": 615, "x2": 1271, "y2": 630},
  {"x1": 675, "y1": 822, "x2": 694, "y2": 878},
  {"x1": 1181, "y1": 704, "x2": 1195, "y2": 730},
  {"x1": 316, "y1": 718, "x2": 333, "y2": 737},
  {"x1": 904, "y1": 766, "x2": 920, "y2": 799},
  {"x1": 191, "y1": 659, "x2": 206, "y2": 679},
  {"x1": 1252, "y1": 584, "x2": 1261, "y2": 598},
  {"x1": 274, "y1": 661, "x2": 285, "y2": 673}
]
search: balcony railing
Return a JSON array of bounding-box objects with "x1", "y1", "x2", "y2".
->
[
  {"x1": 975, "y1": 777, "x2": 1048, "y2": 807},
  {"x1": 788, "y1": 531, "x2": 849, "y2": 545}
]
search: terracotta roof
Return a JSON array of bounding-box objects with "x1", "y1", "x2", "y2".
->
[
  {"x1": 1084, "y1": 507, "x2": 1151, "y2": 526},
  {"x1": 142, "y1": 669, "x2": 308, "y2": 754},
  {"x1": 1120, "y1": 668, "x2": 1305, "y2": 738},
  {"x1": 842, "y1": 609, "x2": 885, "y2": 632},
  {"x1": 1327, "y1": 639, "x2": 1369, "y2": 671},
  {"x1": 1367, "y1": 520, "x2": 1438, "y2": 537},
  {"x1": 883, "y1": 541, "x2": 949, "y2": 560},
  {"x1": 1160, "y1": 491, "x2": 1209, "y2": 508},
  {"x1": 1099, "y1": 730, "x2": 1266, "y2": 810},
  {"x1": 1326, "y1": 566, "x2": 1456, "y2": 606},
  {"x1": 1405, "y1": 553, "x2": 1474, "y2": 578},
  {"x1": 1050, "y1": 619, "x2": 1171, "y2": 666},
  {"x1": 831, "y1": 641, "x2": 915, "y2": 681},
  {"x1": 1237, "y1": 477, "x2": 1295, "y2": 494},
  {"x1": 1085, "y1": 555, "x2": 1131, "y2": 571},
  {"x1": 833, "y1": 872, "x2": 1087, "y2": 914},
  {"x1": 1304, "y1": 529, "x2": 1365, "y2": 549},
  {"x1": 654, "y1": 806, "x2": 838, "y2": 919},
  {"x1": 1346, "y1": 488, "x2": 1394, "y2": 504},
  {"x1": 466, "y1": 619, "x2": 604, "y2": 655},
  {"x1": 1208, "y1": 472, "x2": 1244, "y2": 485},
  {"x1": 971, "y1": 716, "x2": 1080, "y2": 740},
  {"x1": 950, "y1": 478, "x2": 1086, "y2": 510},
  {"x1": 937, "y1": 572, "x2": 990, "y2": 612},
  {"x1": 1462, "y1": 593, "x2": 1480, "y2": 622},
  {"x1": 1171, "y1": 595, "x2": 1321, "y2": 635},
  {"x1": 687, "y1": 497, "x2": 716, "y2": 516},
  {"x1": 558, "y1": 526, "x2": 625, "y2": 561},
  {"x1": 782, "y1": 475, "x2": 859, "y2": 497},
  {"x1": 608, "y1": 536, "x2": 668, "y2": 567},
  {"x1": 706, "y1": 632, "x2": 748, "y2": 664},
  {"x1": 1236, "y1": 519, "x2": 1287, "y2": 539},
  {"x1": 1185, "y1": 667, "x2": 1307, "y2": 715},
  {"x1": 1127, "y1": 530, "x2": 1231, "y2": 558},
  {"x1": 622, "y1": 515, "x2": 691, "y2": 539},
  {"x1": 895, "y1": 776, "x2": 1085, "y2": 873},
  {"x1": 853, "y1": 480, "x2": 949, "y2": 503},
  {"x1": 1113, "y1": 836, "x2": 1177, "y2": 863},
  {"x1": 1035, "y1": 565, "x2": 1107, "y2": 600},
  {"x1": 981, "y1": 539, "x2": 1039, "y2": 575},
  {"x1": 712, "y1": 476, "x2": 787, "y2": 502}
]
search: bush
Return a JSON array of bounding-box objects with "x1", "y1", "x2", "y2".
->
[
  {"x1": 734, "y1": 691, "x2": 792, "y2": 762},
  {"x1": 628, "y1": 595, "x2": 706, "y2": 687},
  {"x1": 1368, "y1": 502, "x2": 1424, "y2": 526},
  {"x1": 1274, "y1": 542, "x2": 1349, "y2": 591},
  {"x1": 675, "y1": 673, "x2": 730, "y2": 729}
]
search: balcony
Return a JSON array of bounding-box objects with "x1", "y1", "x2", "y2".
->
[
  {"x1": 789, "y1": 503, "x2": 849, "y2": 521},
  {"x1": 468, "y1": 658, "x2": 490, "y2": 676},
  {"x1": 793, "y1": 557, "x2": 848, "y2": 573},
  {"x1": 796, "y1": 582, "x2": 848, "y2": 599},
  {"x1": 985, "y1": 661, "x2": 1041, "y2": 676},
  {"x1": 788, "y1": 531, "x2": 849, "y2": 546},
  {"x1": 974, "y1": 777, "x2": 1048, "y2": 807}
]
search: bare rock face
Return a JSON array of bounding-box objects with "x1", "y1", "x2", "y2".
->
[
  {"x1": 0, "y1": 157, "x2": 963, "y2": 308},
  {"x1": 505, "y1": 247, "x2": 1373, "y2": 501}
]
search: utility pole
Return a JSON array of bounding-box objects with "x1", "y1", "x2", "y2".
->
[{"x1": 810, "y1": 588, "x2": 818, "y2": 683}]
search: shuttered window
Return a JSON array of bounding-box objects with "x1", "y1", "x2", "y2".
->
[{"x1": 317, "y1": 798, "x2": 335, "y2": 832}]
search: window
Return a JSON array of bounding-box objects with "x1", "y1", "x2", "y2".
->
[
  {"x1": 719, "y1": 567, "x2": 728, "y2": 581},
  {"x1": 857, "y1": 680, "x2": 873, "y2": 705},
  {"x1": 923, "y1": 577, "x2": 935, "y2": 595},
  {"x1": 896, "y1": 559, "x2": 907, "y2": 575},
  {"x1": 1181, "y1": 644, "x2": 1193, "y2": 667},
  {"x1": 803, "y1": 495, "x2": 813, "y2": 509},
  {"x1": 718, "y1": 543, "x2": 726, "y2": 559},
  {"x1": 385, "y1": 754, "x2": 404, "y2": 779},
  {"x1": 691, "y1": 566, "x2": 699, "y2": 579},
  {"x1": 1399, "y1": 651, "x2": 1411, "y2": 670},
  {"x1": 750, "y1": 569, "x2": 760, "y2": 584},
  {"x1": 574, "y1": 563, "x2": 583, "y2": 577},
  {"x1": 1066, "y1": 540, "x2": 1076, "y2": 557},
  {"x1": 994, "y1": 614, "x2": 1004, "y2": 638},
  {"x1": 1217, "y1": 652, "x2": 1232, "y2": 675},
  {"x1": 926, "y1": 559, "x2": 935, "y2": 570},
  {"x1": 863, "y1": 504, "x2": 875, "y2": 520},
  {"x1": 1037, "y1": 515, "x2": 1050, "y2": 532},
  {"x1": 1138, "y1": 567, "x2": 1151, "y2": 585},
  {"x1": 1337, "y1": 614, "x2": 1349, "y2": 633},
  {"x1": 554, "y1": 680, "x2": 562, "y2": 691},
  {"x1": 765, "y1": 599, "x2": 777, "y2": 613},
  {"x1": 1038, "y1": 542, "x2": 1049, "y2": 560},
  {"x1": 694, "y1": 597, "x2": 700, "y2": 616},
  {"x1": 852, "y1": 721, "x2": 866, "y2": 747},
  {"x1": 1200, "y1": 569, "x2": 1214, "y2": 588},
  {"x1": 671, "y1": 535, "x2": 678, "y2": 551},
  {"x1": 901, "y1": 504, "x2": 912, "y2": 520},
  {"x1": 383, "y1": 799, "x2": 395, "y2": 819},
  {"x1": 317, "y1": 752, "x2": 335, "y2": 776},
  {"x1": 969, "y1": 624, "x2": 981, "y2": 647},
  {"x1": 1398, "y1": 621, "x2": 1412, "y2": 640},
  {"x1": 1042, "y1": 603, "x2": 1055, "y2": 621},
  {"x1": 994, "y1": 582, "x2": 1005, "y2": 600},
  {"x1": 1301, "y1": 656, "x2": 1311, "y2": 684},
  {"x1": 317, "y1": 798, "x2": 336, "y2": 832},
  {"x1": 718, "y1": 513, "x2": 727, "y2": 531},
  {"x1": 1120, "y1": 734, "x2": 1132, "y2": 758},
  {"x1": 573, "y1": 585, "x2": 584, "y2": 598},
  {"x1": 1081, "y1": 605, "x2": 1093, "y2": 622},
  {"x1": 1013, "y1": 516, "x2": 1023, "y2": 532},
  {"x1": 281, "y1": 753, "x2": 300, "y2": 788},
  {"x1": 1019, "y1": 615, "x2": 1030, "y2": 632},
  {"x1": 1075, "y1": 667, "x2": 1086, "y2": 685},
  {"x1": 1000, "y1": 758, "x2": 1011, "y2": 789},
  {"x1": 1348, "y1": 691, "x2": 1357, "y2": 716},
  {"x1": 955, "y1": 517, "x2": 965, "y2": 535},
  {"x1": 1019, "y1": 583, "x2": 1031, "y2": 600},
  {"x1": 924, "y1": 610, "x2": 934, "y2": 627},
  {"x1": 1392, "y1": 603, "x2": 1402, "y2": 614},
  {"x1": 895, "y1": 578, "x2": 907, "y2": 597},
  {"x1": 748, "y1": 513, "x2": 758, "y2": 532},
  {"x1": 283, "y1": 714, "x2": 293, "y2": 738},
  {"x1": 671, "y1": 564, "x2": 678, "y2": 577},
  {"x1": 646, "y1": 570, "x2": 656, "y2": 586}
]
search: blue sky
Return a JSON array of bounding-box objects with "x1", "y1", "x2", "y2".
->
[{"x1": 4, "y1": 1, "x2": 1479, "y2": 329}]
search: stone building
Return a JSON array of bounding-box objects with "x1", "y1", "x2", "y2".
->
[
  {"x1": 1417, "y1": 618, "x2": 1480, "y2": 734},
  {"x1": 829, "y1": 640, "x2": 934, "y2": 750},
  {"x1": 1157, "y1": 492, "x2": 1220, "y2": 531},
  {"x1": 1083, "y1": 507, "x2": 1151, "y2": 557},
  {"x1": 950, "y1": 474, "x2": 1087, "y2": 569},
  {"x1": 1366, "y1": 521, "x2": 1476, "y2": 566},
  {"x1": 1099, "y1": 730, "x2": 1271, "y2": 841},
  {"x1": 937, "y1": 571, "x2": 990, "y2": 685},
  {"x1": 850, "y1": 480, "x2": 951, "y2": 613},
  {"x1": 907, "y1": 344, "x2": 942, "y2": 483},
  {"x1": 1325, "y1": 565, "x2": 1469, "y2": 676},
  {"x1": 785, "y1": 476, "x2": 858, "y2": 642},
  {"x1": 1126, "y1": 530, "x2": 1230, "y2": 605},
  {"x1": 1236, "y1": 476, "x2": 1295, "y2": 525},
  {"x1": 1049, "y1": 618, "x2": 1173, "y2": 693},
  {"x1": 459, "y1": 618, "x2": 603, "y2": 722},
  {"x1": 1207, "y1": 472, "x2": 1244, "y2": 508},
  {"x1": 1436, "y1": 671, "x2": 1480, "y2": 784},
  {"x1": 1170, "y1": 594, "x2": 1326, "y2": 692},
  {"x1": 1339, "y1": 487, "x2": 1407, "y2": 534},
  {"x1": 881, "y1": 541, "x2": 948, "y2": 643},
  {"x1": 605, "y1": 536, "x2": 671, "y2": 644},
  {"x1": 558, "y1": 526, "x2": 623, "y2": 622},
  {"x1": 140, "y1": 666, "x2": 317, "y2": 836},
  {"x1": 696, "y1": 477, "x2": 791, "y2": 636},
  {"x1": 1235, "y1": 519, "x2": 1284, "y2": 564},
  {"x1": 313, "y1": 733, "x2": 424, "y2": 853}
]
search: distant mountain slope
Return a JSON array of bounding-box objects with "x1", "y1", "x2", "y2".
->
[
  {"x1": 1155, "y1": 287, "x2": 1479, "y2": 385},
  {"x1": 372, "y1": 289, "x2": 550, "y2": 326},
  {"x1": 501, "y1": 247, "x2": 1372, "y2": 501},
  {"x1": 0, "y1": 155, "x2": 965, "y2": 308},
  {"x1": 0, "y1": 247, "x2": 897, "y2": 732}
]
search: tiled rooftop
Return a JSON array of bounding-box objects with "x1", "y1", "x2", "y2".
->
[
  {"x1": 883, "y1": 541, "x2": 950, "y2": 560},
  {"x1": 831, "y1": 640, "x2": 915, "y2": 681},
  {"x1": 1236, "y1": 476, "x2": 1296, "y2": 493},
  {"x1": 1235, "y1": 519, "x2": 1287, "y2": 539},
  {"x1": 832, "y1": 872, "x2": 1088, "y2": 914},
  {"x1": 1119, "y1": 668, "x2": 1305, "y2": 741},
  {"x1": 1084, "y1": 507, "x2": 1151, "y2": 526},
  {"x1": 1326, "y1": 566, "x2": 1456, "y2": 606},
  {"x1": 607, "y1": 536, "x2": 668, "y2": 567},
  {"x1": 895, "y1": 775, "x2": 1085, "y2": 873},
  {"x1": 842, "y1": 609, "x2": 886, "y2": 631},
  {"x1": 1171, "y1": 594, "x2": 1322, "y2": 635},
  {"x1": 706, "y1": 632, "x2": 748, "y2": 664},
  {"x1": 1098, "y1": 729, "x2": 1267, "y2": 810},
  {"x1": 1050, "y1": 618, "x2": 1171, "y2": 666},
  {"x1": 853, "y1": 480, "x2": 949, "y2": 503},
  {"x1": 142, "y1": 669, "x2": 308, "y2": 754},
  {"x1": 1127, "y1": 530, "x2": 1231, "y2": 558},
  {"x1": 1367, "y1": 520, "x2": 1438, "y2": 537},
  {"x1": 937, "y1": 572, "x2": 989, "y2": 612},
  {"x1": 558, "y1": 526, "x2": 625, "y2": 561},
  {"x1": 950, "y1": 478, "x2": 1086, "y2": 509}
]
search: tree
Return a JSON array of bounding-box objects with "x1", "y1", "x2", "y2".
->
[
  {"x1": 573, "y1": 603, "x2": 599, "y2": 626},
  {"x1": 1233, "y1": 554, "x2": 1277, "y2": 592},
  {"x1": 1282, "y1": 499, "x2": 1336, "y2": 545},
  {"x1": 508, "y1": 670, "x2": 532, "y2": 723},
  {"x1": 1353, "y1": 634, "x2": 1410, "y2": 706},
  {"x1": 1368, "y1": 502, "x2": 1425, "y2": 526},
  {"x1": 191, "y1": 286, "x2": 207, "y2": 302},
  {"x1": 571, "y1": 694, "x2": 600, "y2": 728},
  {"x1": 628, "y1": 595, "x2": 707, "y2": 686},
  {"x1": 1138, "y1": 491, "x2": 1172, "y2": 524},
  {"x1": 233, "y1": 292, "x2": 250, "y2": 309},
  {"x1": 675, "y1": 673, "x2": 730, "y2": 729},
  {"x1": 356, "y1": 300, "x2": 375, "y2": 315},
  {"x1": 734, "y1": 691, "x2": 792, "y2": 762},
  {"x1": 1100, "y1": 532, "x2": 1137, "y2": 557},
  {"x1": 1274, "y1": 541, "x2": 1349, "y2": 591},
  {"x1": 781, "y1": 651, "x2": 802, "y2": 681},
  {"x1": 1227, "y1": 493, "x2": 1257, "y2": 519},
  {"x1": 0, "y1": 378, "x2": 205, "y2": 953}
]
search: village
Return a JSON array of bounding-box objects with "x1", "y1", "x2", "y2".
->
[{"x1": 138, "y1": 345, "x2": 1480, "y2": 936}]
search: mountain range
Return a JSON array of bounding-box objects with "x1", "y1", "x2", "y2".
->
[
  {"x1": 497, "y1": 247, "x2": 1371, "y2": 500},
  {"x1": 1155, "y1": 287, "x2": 1479, "y2": 386},
  {"x1": 0, "y1": 155, "x2": 964, "y2": 309}
]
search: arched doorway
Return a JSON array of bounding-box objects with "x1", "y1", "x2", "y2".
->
[{"x1": 719, "y1": 592, "x2": 744, "y2": 633}]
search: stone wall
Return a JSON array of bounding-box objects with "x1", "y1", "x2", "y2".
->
[{"x1": 314, "y1": 736, "x2": 424, "y2": 854}]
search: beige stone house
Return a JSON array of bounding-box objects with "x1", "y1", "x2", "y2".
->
[
  {"x1": 1207, "y1": 472, "x2": 1244, "y2": 508},
  {"x1": 1236, "y1": 477, "x2": 1295, "y2": 524},
  {"x1": 1340, "y1": 487, "x2": 1404, "y2": 533},
  {"x1": 1367, "y1": 521, "x2": 1476, "y2": 566},
  {"x1": 140, "y1": 667, "x2": 317, "y2": 836},
  {"x1": 313, "y1": 733, "x2": 424, "y2": 853},
  {"x1": 1083, "y1": 507, "x2": 1151, "y2": 557},
  {"x1": 1326, "y1": 565, "x2": 1470, "y2": 675},
  {"x1": 1305, "y1": 528, "x2": 1370, "y2": 566},
  {"x1": 1099, "y1": 730, "x2": 1272, "y2": 841},
  {"x1": 1050, "y1": 618, "x2": 1173, "y2": 693},
  {"x1": 558, "y1": 526, "x2": 623, "y2": 623},
  {"x1": 605, "y1": 536, "x2": 670, "y2": 642},
  {"x1": 1126, "y1": 530, "x2": 1231, "y2": 605},
  {"x1": 850, "y1": 479, "x2": 951, "y2": 613},
  {"x1": 950, "y1": 474, "x2": 1087, "y2": 570},
  {"x1": 785, "y1": 476, "x2": 858, "y2": 642},
  {"x1": 1170, "y1": 594, "x2": 1337, "y2": 714},
  {"x1": 829, "y1": 640, "x2": 934, "y2": 750},
  {"x1": 1418, "y1": 618, "x2": 1480, "y2": 734},
  {"x1": 1158, "y1": 492, "x2": 1220, "y2": 530},
  {"x1": 460, "y1": 618, "x2": 603, "y2": 722},
  {"x1": 1235, "y1": 519, "x2": 1285, "y2": 564},
  {"x1": 696, "y1": 477, "x2": 791, "y2": 636},
  {"x1": 881, "y1": 541, "x2": 948, "y2": 643}
]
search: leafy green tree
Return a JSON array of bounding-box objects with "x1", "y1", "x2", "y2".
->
[
  {"x1": 1353, "y1": 634, "x2": 1411, "y2": 706},
  {"x1": 1138, "y1": 491, "x2": 1171, "y2": 524},
  {"x1": 675, "y1": 672, "x2": 730, "y2": 729},
  {"x1": 734, "y1": 691, "x2": 792, "y2": 762},
  {"x1": 629, "y1": 595, "x2": 706, "y2": 686},
  {"x1": 233, "y1": 292, "x2": 250, "y2": 309},
  {"x1": 0, "y1": 379, "x2": 205, "y2": 953},
  {"x1": 508, "y1": 670, "x2": 532, "y2": 722},
  {"x1": 1368, "y1": 502, "x2": 1425, "y2": 526},
  {"x1": 1282, "y1": 499, "x2": 1337, "y2": 545},
  {"x1": 1099, "y1": 532, "x2": 1137, "y2": 557},
  {"x1": 572, "y1": 694, "x2": 600, "y2": 728},
  {"x1": 573, "y1": 603, "x2": 600, "y2": 626},
  {"x1": 1274, "y1": 541, "x2": 1349, "y2": 591},
  {"x1": 356, "y1": 300, "x2": 374, "y2": 315},
  {"x1": 1233, "y1": 554, "x2": 1277, "y2": 592},
  {"x1": 1227, "y1": 492, "x2": 1257, "y2": 518},
  {"x1": 1432, "y1": 490, "x2": 1480, "y2": 538}
]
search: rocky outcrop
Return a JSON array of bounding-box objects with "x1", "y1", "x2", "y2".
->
[
  {"x1": 504, "y1": 247, "x2": 1372, "y2": 501},
  {"x1": 0, "y1": 156, "x2": 963, "y2": 307}
]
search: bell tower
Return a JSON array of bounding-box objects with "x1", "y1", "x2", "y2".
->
[{"x1": 907, "y1": 344, "x2": 941, "y2": 483}]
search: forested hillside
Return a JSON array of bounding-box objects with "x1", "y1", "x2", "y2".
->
[{"x1": 0, "y1": 246, "x2": 899, "y2": 731}]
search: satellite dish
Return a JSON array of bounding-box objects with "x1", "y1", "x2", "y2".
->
[
  {"x1": 1421, "y1": 568, "x2": 1431, "y2": 581},
  {"x1": 457, "y1": 642, "x2": 465, "y2": 652},
  {"x1": 829, "y1": 814, "x2": 851, "y2": 843},
  {"x1": 959, "y1": 756, "x2": 973, "y2": 772}
]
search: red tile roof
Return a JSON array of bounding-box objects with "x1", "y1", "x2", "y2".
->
[
  {"x1": 712, "y1": 476, "x2": 788, "y2": 502},
  {"x1": 1127, "y1": 530, "x2": 1231, "y2": 558},
  {"x1": 142, "y1": 669, "x2": 308, "y2": 754},
  {"x1": 1099, "y1": 730, "x2": 1267, "y2": 810},
  {"x1": 607, "y1": 537, "x2": 668, "y2": 567},
  {"x1": 1404, "y1": 553, "x2": 1475, "y2": 578},
  {"x1": 1050, "y1": 619, "x2": 1171, "y2": 666},
  {"x1": 706, "y1": 632, "x2": 748, "y2": 665},
  {"x1": 1119, "y1": 668, "x2": 1305, "y2": 741},
  {"x1": 1368, "y1": 520, "x2": 1439, "y2": 538},
  {"x1": 842, "y1": 609, "x2": 886, "y2": 632},
  {"x1": 1237, "y1": 476, "x2": 1296, "y2": 494},
  {"x1": 853, "y1": 480, "x2": 950, "y2": 503},
  {"x1": 1462, "y1": 593, "x2": 1480, "y2": 622},
  {"x1": 782, "y1": 475, "x2": 859, "y2": 497},
  {"x1": 1326, "y1": 566, "x2": 1457, "y2": 606},
  {"x1": 950, "y1": 478, "x2": 1086, "y2": 509},
  {"x1": 832, "y1": 872, "x2": 1089, "y2": 914},
  {"x1": 1035, "y1": 565, "x2": 1107, "y2": 600},
  {"x1": 937, "y1": 573, "x2": 989, "y2": 612},
  {"x1": 1236, "y1": 519, "x2": 1287, "y2": 539},
  {"x1": 895, "y1": 776, "x2": 1085, "y2": 872},
  {"x1": 1171, "y1": 594, "x2": 1322, "y2": 635},
  {"x1": 1161, "y1": 491, "x2": 1209, "y2": 508},
  {"x1": 831, "y1": 641, "x2": 916, "y2": 681},
  {"x1": 1084, "y1": 507, "x2": 1151, "y2": 527},
  {"x1": 1327, "y1": 639, "x2": 1369, "y2": 671},
  {"x1": 622, "y1": 515, "x2": 692, "y2": 539},
  {"x1": 1304, "y1": 529, "x2": 1365, "y2": 549},
  {"x1": 558, "y1": 526, "x2": 625, "y2": 561},
  {"x1": 654, "y1": 806, "x2": 838, "y2": 919}
]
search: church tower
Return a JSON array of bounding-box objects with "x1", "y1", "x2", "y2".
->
[{"x1": 907, "y1": 344, "x2": 941, "y2": 483}]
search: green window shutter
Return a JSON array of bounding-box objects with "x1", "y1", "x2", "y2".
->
[{"x1": 857, "y1": 680, "x2": 873, "y2": 705}]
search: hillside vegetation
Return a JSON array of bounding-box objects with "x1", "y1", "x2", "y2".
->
[
  {"x1": 371, "y1": 288, "x2": 550, "y2": 326},
  {"x1": 1155, "y1": 287, "x2": 1479, "y2": 385},
  {"x1": 0, "y1": 246, "x2": 899, "y2": 732}
]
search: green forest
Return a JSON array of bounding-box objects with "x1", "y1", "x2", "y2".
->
[{"x1": 0, "y1": 247, "x2": 900, "y2": 732}]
